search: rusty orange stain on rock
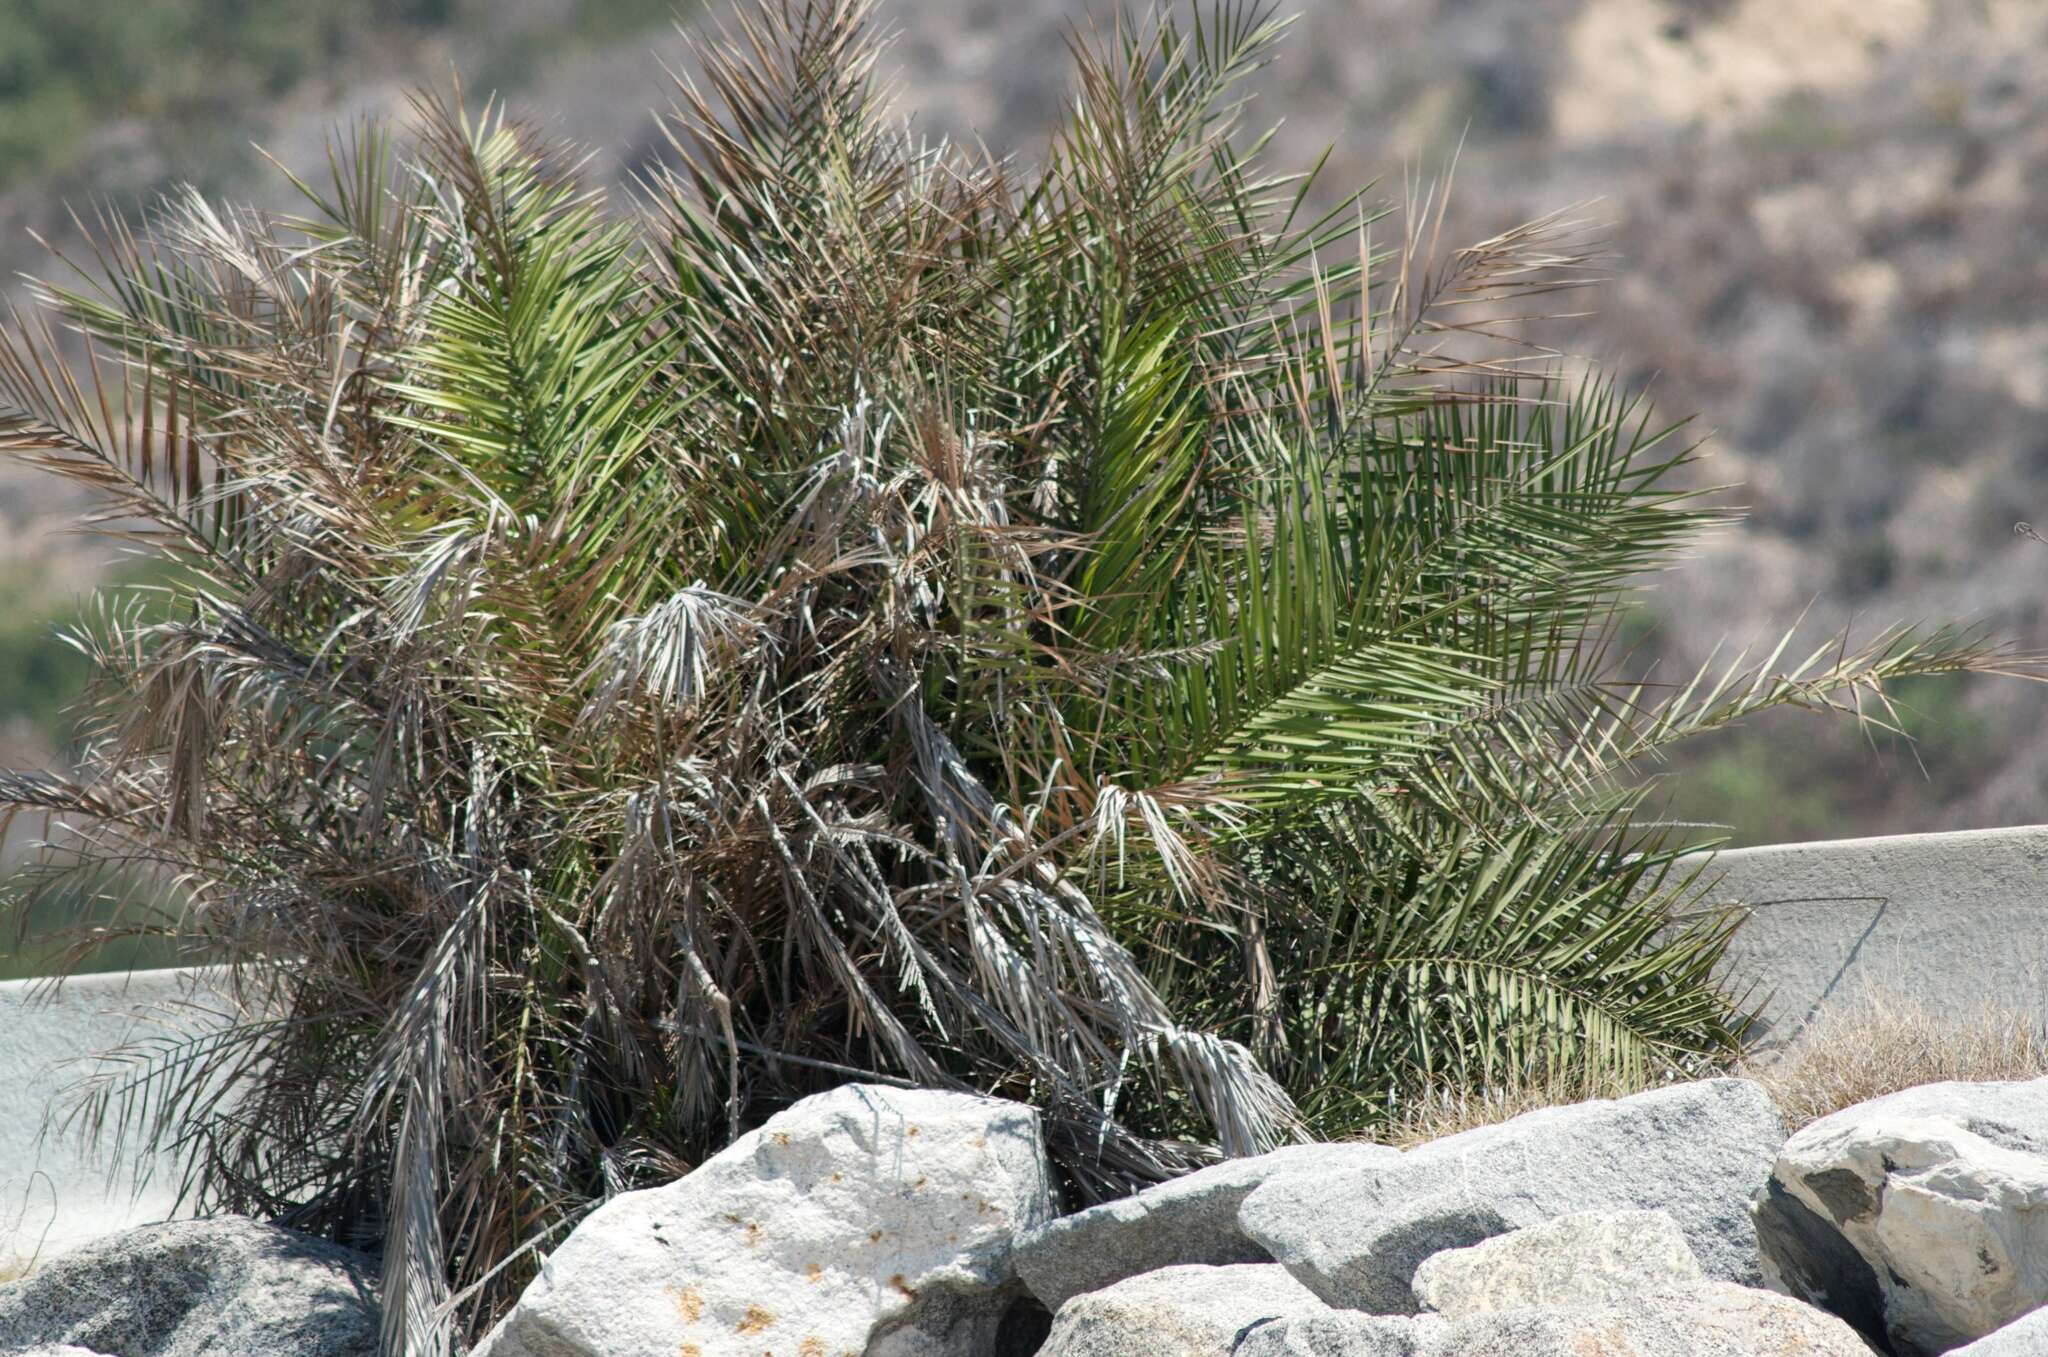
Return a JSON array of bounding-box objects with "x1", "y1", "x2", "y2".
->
[
  {"x1": 672, "y1": 1286, "x2": 705, "y2": 1323},
  {"x1": 735, "y1": 1304, "x2": 775, "y2": 1334},
  {"x1": 889, "y1": 1274, "x2": 918, "y2": 1301},
  {"x1": 804, "y1": 1263, "x2": 824, "y2": 1283},
  {"x1": 798, "y1": 1338, "x2": 827, "y2": 1357}
]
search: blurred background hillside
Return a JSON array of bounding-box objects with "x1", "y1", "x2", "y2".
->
[{"x1": 1, "y1": 0, "x2": 2044, "y2": 880}]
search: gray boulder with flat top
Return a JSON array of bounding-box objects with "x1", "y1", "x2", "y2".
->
[
  {"x1": 1412, "y1": 1282, "x2": 1871, "y2": 1357},
  {"x1": 1238, "y1": 1078, "x2": 1785, "y2": 1313},
  {"x1": 1014, "y1": 1142, "x2": 1399, "y2": 1310}
]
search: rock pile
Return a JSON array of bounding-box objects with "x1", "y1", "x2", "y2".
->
[
  {"x1": 1236, "y1": 1078, "x2": 1783, "y2": 1311},
  {"x1": 3, "y1": 1075, "x2": 2047, "y2": 1356},
  {"x1": 1757, "y1": 1077, "x2": 2048, "y2": 1355}
]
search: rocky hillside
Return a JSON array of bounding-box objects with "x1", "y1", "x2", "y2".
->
[
  {"x1": 0, "y1": 0, "x2": 686, "y2": 777},
  {"x1": 10, "y1": 1074, "x2": 2048, "y2": 1354},
  {"x1": 5, "y1": 0, "x2": 2046, "y2": 843},
  {"x1": 858, "y1": 0, "x2": 2048, "y2": 843}
]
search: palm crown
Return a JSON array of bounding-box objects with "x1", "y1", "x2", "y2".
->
[{"x1": 0, "y1": 2, "x2": 2019, "y2": 1351}]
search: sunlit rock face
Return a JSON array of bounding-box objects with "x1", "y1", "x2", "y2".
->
[
  {"x1": 1756, "y1": 1076, "x2": 2048, "y2": 1355},
  {"x1": 473, "y1": 1083, "x2": 1053, "y2": 1357}
]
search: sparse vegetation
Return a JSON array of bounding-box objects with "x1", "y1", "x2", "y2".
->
[
  {"x1": 0, "y1": 866, "x2": 186, "y2": 981},
  {"x1": 1660, "y1": 672, "x2": 1998, "y2": 845},
  {"x1": 1374, "y1": 983, "x2": 2048, "y2": 1146},
  {"x1": 0, "y1": 3, "x2": 2023, "y2": 1353},
  {"x1": 0, "y1": 566, "x2": 93, "y2": 752},
  {"x1": 1745, "y1": 989, "x2": 2048, "y2": 1131},
  {"x1": 1380, "y1": 1062, "x2": 1691, "y2": 1148},
  {"x1": 0, "y1": 1, "x2": 682, "y2": 197}
]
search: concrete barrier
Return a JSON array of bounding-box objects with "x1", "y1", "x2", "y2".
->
[
  {"x1": 2, "y1": 827, "x2": 2044, "y2": 1265},
  {"x1": 0, "y1": 967, "x2": 230, "y2": 1273},
  {"x1": 1697, "y1": 824, "x2": 2048, "y2": 1048}
]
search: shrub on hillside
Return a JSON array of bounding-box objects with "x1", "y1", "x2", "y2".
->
[{"x1": 0, "y1": 2, "x2": 2020, "y2": 1350}]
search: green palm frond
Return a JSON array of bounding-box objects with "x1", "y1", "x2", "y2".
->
[{"x1": 1266, "y1": 796, "x2": 1745, "y2": 1130}]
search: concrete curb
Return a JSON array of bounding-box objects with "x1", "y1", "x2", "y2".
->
[
  {"x1": 2, "y1": 825, "x2": 2044, "y2": 1263},
  {"x1": 0, "y1": 967, "x2": 232, "y2": 1272},
  {"x1": 1695, "y1": 824, "x2": 2048, "y2": 1047}
]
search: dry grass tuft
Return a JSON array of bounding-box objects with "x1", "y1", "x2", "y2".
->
[
  {"x1": 1370, "y1": 989, "x2": 2048, "y2": 1149},
  {"x1": 1742, "y1": 992, "x2": 2048, "y2": 1132},
  {"x1": 1379, "y1": 1064, "x2": 1694, "y2": 1148}
]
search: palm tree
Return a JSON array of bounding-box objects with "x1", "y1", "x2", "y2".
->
[{"x1": 0, "y1": 1, "x2": 2023, "y2": 1350}]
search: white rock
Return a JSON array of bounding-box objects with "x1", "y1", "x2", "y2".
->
[
  {"x1": 1013, "y1": 1143, "x2": 1399, "y2": 1311},
  {"x1": 1241, "y1": 1283, "x2": 1868, "y2": 1356},
  {"x1": 1035, "y1": 1263, "x2": 1332, "y2": 1357},
  {"x1": 1756, "y1": 1076, "x2": 2048, "y2": 1356},
  {"x1": 1410, "y1": 1209, "x2": 1703, "y2": 1318},
  {"x1": 1951, "y1": 1305, "x2": 2048, "y2": 1355},
  {"x1": 1239, "y1": 1078, "x2": 1784, "y2": 1312},
  {"x1": 1233, "y1": 1312, "x2": 1434, "y2": 1356},
  {"x1": 0, "y1": 1218, "x2": 377, "y2": 1357},
  {"x1": 1412, "y1": 1282, "x2": 1872, "y2": 1356},
  {"x1": 474, "y1": 1084, "x2": 1053, "y2": 1357}
]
